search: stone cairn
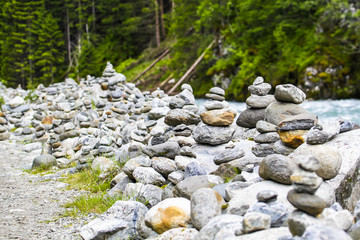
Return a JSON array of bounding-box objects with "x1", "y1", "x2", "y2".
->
[
  {"x1": 237, "y1": 76, "x2": 274, "y2": 129},
  {"x1": 0, "y1": 111, "x2": 10, "y2": 141},
  {"x1": 193, "y1": 87, "x2": 236, "y2": 146}
]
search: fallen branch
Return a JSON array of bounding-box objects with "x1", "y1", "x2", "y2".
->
[
  {"x1": 158, "y1": 73, "x2": 174, "y2": 89},
  {"x1": 132, "y1": 48, "x2": 170, "y2": 82},
  {"x1": 167, "y1": 39, "x2": 215, "y2": 95}
]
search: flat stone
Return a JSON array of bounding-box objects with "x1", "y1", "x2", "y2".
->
[
  {"x1": 252, "y1": 143, "x2": 275, "y2": 157},
  {"x1": 290, "y1": 169, "x2": 323, "y2": 194},
  {"x1": 246, "y1": 95, "x2": 276, "y2": 109},
  {"x1": 247, "y1": 201, "x2": 289, "y2": 228},
  {"x1": 274, "y1": 84, "x2": 306, "y2": 104},
  {"x1": 256, "y1": 120, "x2": 277, "y2": 133},
  {"x1": 184, "y1": 162, "x2": 207, "y2": 178},
  {"x1": 302, "y1": 225, "x2": 352, "y2": 240},
  {"x1": 151, "y1": 157, "x2": 178, "y2": 177},
  {"x1": 148, "y1": 228, "x2": 198, "y2": 240},
  {"x1": 200, "y1": 109, "x2": 235, "y2": 126},
  {"x1": 306, "y1": 129, "x2": 329, "y2": 145},
  {"x1": 278, "y1": 113, "x2": 318, "y2": 131},
  {"x1": 123, "y1": 155, "x2": 152, "y2": 177},
  {"x1": 205, "y1": 93, "x2": 225, "y2": 101},
  {"x1": 213, "y1": 145, "x2": 245, "y2": 165},
  {"x1": 257, "y1": 190, "x2": 278, "y2": 203},
  {"x1": 148, "y1": 107, "x2": 170, "y2": 120},
  {"x1": 165, "y1": 109, "x2": 200, "y2": 126},
  {"x1": 143, "y1": 142, "x2": 180, "y2": 159},
  {"x1": 287, "y1": 189, "x2": 326, "y2": 216},
  {"x1": 235, "y1": 227, "x2": 291, "y2": 240},
  {"x1": 273, "y1": 140, "x2": 295, "y2": 155},
  {"x1": 204, "y1": 100, "x2": 229, "y2": 110},
  {"x1": 193, "y1": 122, "x2": 235, "y2": 145},
  {"x1": 254, "y1": 132, "x2": 280, "y2": 143},
  {"x1": 168, "y1": 170, "x2": 185, "y2": 185},
  {"x1": 209, "y1": 87, "x2": 225, "y2": 96},
  {"x1": 294, "y1": 155, "x2": 321, "y2": 172},
  {"x1": 236, "y1": 108, "x2": 266, "y2": 128}
]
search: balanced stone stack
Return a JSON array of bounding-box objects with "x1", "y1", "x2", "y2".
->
[
  {"x1": 237, "y1": 77, "x2": 275, "y2": 129},
  {"x1": 265, "y1": 84, "x2": 318, "y2": 150},
  {"x1": 0, "y1": 111, "x2": 10, "y2": 141},
  {"x1": 287, "y1": 155, "x2": 326, "y2": 233},
  {"x1": 193, "y1": 87, "x2": 236, "y2": 145}
]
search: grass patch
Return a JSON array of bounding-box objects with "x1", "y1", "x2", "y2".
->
[
  {"x1": 63, "y1": 193, "x2": 124, "y2": 218},
  {"x1": 24, "y1": 165, "x2": 57, "y2": 175}
]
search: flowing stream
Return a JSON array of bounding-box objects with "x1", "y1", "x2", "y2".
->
[{"x1": 196, "y1": 99, "x2": 360, "y2": 125}]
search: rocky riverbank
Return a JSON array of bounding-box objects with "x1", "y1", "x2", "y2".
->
[{"x1": 1, "y1": 62, "x2": 360, "y2": 239}]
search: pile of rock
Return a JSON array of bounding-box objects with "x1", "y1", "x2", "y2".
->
[
  {"x1": 0, "y1": 111, "x2": 10, "y2": 141},
  {"x1": 193, "y1": 87, "x2": 236, "y2": 145},
  {"x1": 237, "y1": 77, "x2": 275, "y2": 129}
]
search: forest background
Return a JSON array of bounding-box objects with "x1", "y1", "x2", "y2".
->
[{"x1": 0, "y1": 0, "x2": 359, "y2": 101}]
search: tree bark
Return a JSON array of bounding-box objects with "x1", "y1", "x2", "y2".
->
[
  {"x1": 132, "y1": 48, "x2": 170, "y2": 82},
  {"x1": 159, "y1": 0, "x2": 166, "y2": 38},
  {"x1": 167, "y1": 39, "x2": 215, "y2": 95},
  {"x1": 154, "y1": 0, "x2": 160, "y2": 47},
  {"x1": 66, "y1": 7, "x2": 72, "y2": 68}
]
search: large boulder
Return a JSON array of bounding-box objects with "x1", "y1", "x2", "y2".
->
[{"x1": 31, "y1": 154, "x2": 57, "y2": 169}]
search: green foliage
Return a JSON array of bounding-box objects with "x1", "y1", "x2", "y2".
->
[{"x1": 24, "y1": 89, "x2": 39, "y2": 102}]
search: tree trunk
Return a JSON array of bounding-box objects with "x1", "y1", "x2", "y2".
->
[
  {"x1": 167, "y1": 39, "x2": 215, "y2": 95},
  {"x1": 159, "y1": 0, "x2": 166, "y2": 38},
  {"x1": 154, "y1": 0, "x2": 160, "y2": 47},
  {"x1": 92, "y1": 0, "x2": 95, "y2": 31},
  {"x1": 66, "y1": 7, "x2": 72, "y2": 68}
]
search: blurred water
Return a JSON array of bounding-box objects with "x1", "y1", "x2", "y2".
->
[{"x1": 196, "y1": 99, "x2": 360, "y2": 125}]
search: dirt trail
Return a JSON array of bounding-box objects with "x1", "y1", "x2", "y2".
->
[{"x1": 0, "y1": 139, "x2": 86, "y2": 240}]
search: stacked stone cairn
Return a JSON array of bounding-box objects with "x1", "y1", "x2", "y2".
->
[
  {"x1": 2, "y1": 64, "x2": 360, "y2": 239},
  {"x1": 193, "y1": 87, "x2": 237, "y2": 145},
  {"x1": 237, "y1": 76, "x2": 275, "y2": 129}
]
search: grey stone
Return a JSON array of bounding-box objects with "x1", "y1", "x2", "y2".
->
[
  {"x1": 164, "y1": 109, "x2": 200, "y2": 126},
  {"x1": 193, "y1": 122, "x2": 235, "y2": 145},
  {"x1": 181, "y1": 84, "x2": 193, "y2": 93},
  {"x1": 287, "y1": 210, "x2": 320, "y2": 236},
  {"x1": 265, "y1": 101, "x2": 313, "y2": 126},
  {"x1": 169, "y1": 96, "x2": 185, "y2": 109},
  {"x1": 287, "y1": 189, "x2": 326, "y2": 216},
  {"x1": 236, "y1": 227, "x2": 292, "y2": 240},
  {"x1": 340, "y1": 121, "x2": 355, "y2": 133},
  {"x1": 213, "y1": 146, "x2": 245, "y2": 165},
  {"x1": 168, "y1": 170, "x2": 185, "y2": 185},
  {"x1": 148, "y1": 107, "x2": 170, "y2": 120},
  {"x1": 91, "y1": 157, "x2": 115, "y2": 172},
  {"x1": 257, "y1": 190, "x2": 278, "y2": 203},
  {"x1": 301, "y1": 225, "x2": 352, "y2": 240},
  {"x1": 324, "y1": 210, "x2": 353, "y2": 231},
  {"x1": 123, "y1": 155, "x2": 151, "y2": 177},
  {"x1": 236, "y1": 108, "x2": 266, "y2": 128},
  {"x1": 143, "y1": 142, "x2": 180, "y2": 159},
  {"x1": 173, "y1": 175, "x2": 224, "y2": 199},
  {"x1": 204, "y1": 100, "x2": 229, "y2": 110},
  {"x1": 209, "y1": 87, "x2": 225, "y2": 96},
  {"x1": 32, "y1": 154, "x2": 57, "y2": 169},
  {"x1": 259, "y1": 154, "x2": 296, "y2": 184},
  {"x1": 148, "y1": 228, "x2": 198, "y2": 240},
  {"x1": 184, "y1": 162, "x2": 207, "y2": 178},
  {"x1": 205, "y1": 93, "x2": 225, "y2": 101},
  {"x1": 248, "y1": 83, "x2": 272, "y2": 96},
  {"x1": 151, "y1": 157, "x2": 178, "y2": 177},
  {"x1": 243, "y1": 212, "x2": 271, "y2": 233},
  {"x1": 289, "y1": 144, "x2": 342, "y2": 180},
  {"x1": 0, "y1": 126, "x2": 7, "y2": 133},
  {"x1": 132, "y1": 167, "x2": 166, "y2": 186},
  {"x1": 190, "y1": 188, "x2": 225, "y2": 230},
  {"x1": 59, "y1": 130, "x2": 80, "y2": 141},
  {"x1": 254, "y1": 132, "x2": 280, "y2": 143},
  {"x1": 294, "y1": 155, "x2": 321, "y2": 172},
  {"x1": 246, "y1": 95, "x2": 276, "y2": 109},
  {"x1": 108, "y1": 172, "x2": 134, "y2": 197},
  {"x1": 225, "y1": 181, "x2": 253, "y2": 201},
  {"x1": 247, "y1": 201, "x2": 289, "y2": 227},
  {"x1": 306, "y1": 129, "x2": 329, "y2": 145},
  {"x1": 178, "y1": 89, "x2": 195, "y2": 105},
  {"x1": 180, "y1": 146, "x2": 196, "y2": 158},
  {"x1": 291, "y1": 168, "x2": 323, "y2": 194},
  {"x1": 253, "y1": 76, "x2": 264, "y2": 85},
  {"x1": 0, "y1": 132, "x2": 10, "y2": 141},
  {"x1": 256, "y1": 120, "x2": 277, "y2": 133},
  {"x1": 80, "y1": 201, "x2": 152, "y2": 240},
  {"x1": 349, "y1": 220, "x2": 360, "y2": 240},
  {"x1": 278, "y1": 113, "x2": 318, "y2": 131},
  {"x1": 194, "y1": 214, "x2": 244, "y2": 240},
  {"x1": 273, "y1": 140, "x2": 295, "y2": 156},
  {"x1": 252, "y1": 143, "x2": 275, "y2": 157},
  {"x1": 274, "y1": 84, "x2": 306, "y2": 104},
  {"x1": 124, "y1": 183, "x2": 163, "y2": 208},
  {"x1": 9, "y1": 96, "x2": 25, "y2": 108},
  {"x1": 354, "y1": 200, "x2": 360, "y2": 222}
]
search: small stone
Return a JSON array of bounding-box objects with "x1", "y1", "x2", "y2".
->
[
  {"x1": 259, "y1": 154, "x2": 296, "y2": 185},
  {"x1": 306, "y1": 129, "x2": 329, "y2": 145},
  {"x1": 278, "y1": 130, "x2": 307, "y2": 148},
  {"x1": 193, "y1": 122, "x2": 235, "y2": 145},
  {"x1": 290, "y1": 169, "x2": 323, "y2": 194},
  {"x1": 205, "y1": 93, "x2": 225, "y2": 101},
  {"x1": 213, "y1": 146, "x2": 245, "y2": 165},
  {"x1": 278, "y1": 113, "x2": 318, "y2": 131},
  {"x1": 200, "y1": 109, "x2": 235, "y2": 126},
  {"x1": 273, "y1": 140, "x2": 295, "y2": 156},
  {"x1": 243, "y1": 212, "x2": 271, "y2": 233},
  {"x1": 254, "y1": 132, "x2": 280, "y2": 143},
  {"x1": 209, "y1": 87, "x2": 225, "y2": 96},
  {"x1": 257, "y1": 190, "x2": 278, "y2": 203},
  {"x1": 133, "y1": 167, "x2": 166, "y2": 186},
  {"x1": 178, "y1": 89, "x2": 195, "y2": 105},
  {"x1": 181, "y1": 84, "x2": 193, "y2": 93},
  {"x1": 168, "y1": 170, "x2": 185, "y2": 185},
  {"x1": 302, "y1": 225, "x2": 352, "y2": 240},
  {"x1": 151, "y1": 157, "x2": 178, "y2": 177},
  {"x1": 204, "y1": 100, "x2": 229, "y2": 110},
  {"x1": 287, "y1": 189, "x2": 326, "y2": 216},
  {"x1": 165, "y1": 109, "x2": 201, "y2": 126},
  {"x1": 253, "y1": 76, "x2": 264, "y2": 85},
  {"x1": 247, "y1": 201, "x2": 289, "y2": 228},
  {"x1": 236, "y1": 108, "x2": 266, "y2": 129},
  {"x1": 143, "y1": 142, "x2": 180, "y2": 159},
  {"x1": 256, "y1": 120, "x2": 277, "y2": 133},
  {"x1": 184, "y1": 162, "x2": 207, "y2": 178},
  {"x1": 294, "y1": 155, "x2": 321, "y2": 172},
  {"x1": 252, "y1": 143, "x2": 275, "y2": 157}
]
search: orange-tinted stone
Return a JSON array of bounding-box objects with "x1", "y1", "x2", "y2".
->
[
  {"x1": 200, "y1": 110, "x2": 235, "y2": 126},
  {"x1": 278, "y1": 130, "x2": 308, "y2": 148},
  {"x1": 41, "y1": 115, "x2": 53, "y2": 125}
]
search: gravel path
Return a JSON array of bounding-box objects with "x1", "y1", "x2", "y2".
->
[{"x1": 0, "y1": 139, "x2": 89, "y2": 240}]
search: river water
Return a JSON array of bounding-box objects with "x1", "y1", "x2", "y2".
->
[{"x1": 196, "y1": 99, "x2": 360, "y2": 125}]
